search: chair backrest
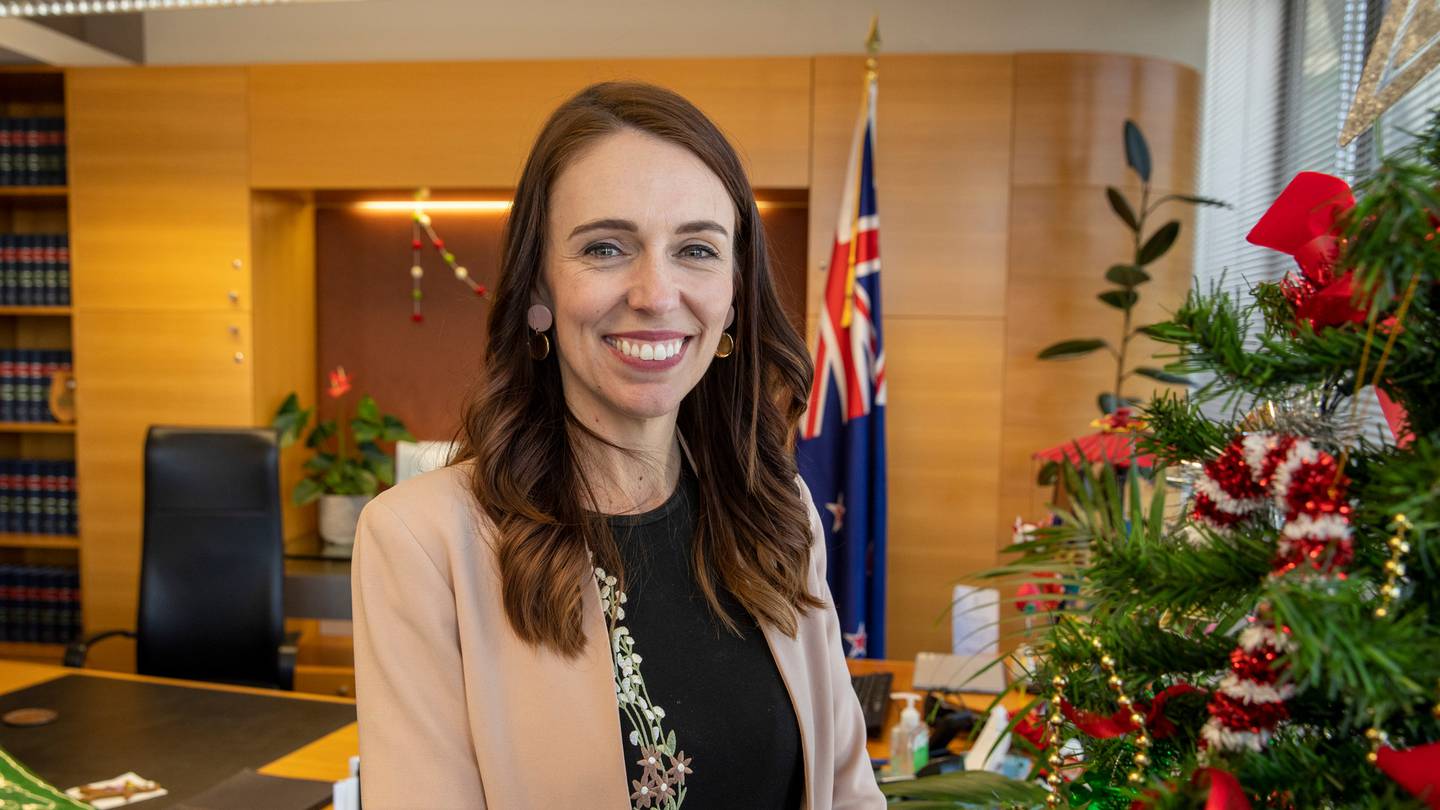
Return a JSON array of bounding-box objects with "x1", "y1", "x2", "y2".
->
[{"x1": 139, "y1": 426, "x2": 284, "y2": 687}]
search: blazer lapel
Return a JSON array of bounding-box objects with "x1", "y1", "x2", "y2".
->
[{"x1": 764, "y1": 622, "x2": 815, "y2": 810}]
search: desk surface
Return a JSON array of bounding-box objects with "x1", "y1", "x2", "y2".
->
[
  {"x1": 0, "y1": 660, "x2": 359, "y2": 788},
  {"x1": 847, "y1": 659, "x2": 1033, "y2": 761},
  {"x1": 0, "y1": 658, "x2": 1031, "y2": 799}
]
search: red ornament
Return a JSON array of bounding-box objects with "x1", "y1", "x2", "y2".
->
[
  {"x1": 474, "y1": 284, "x2": 488, "y2": 297},
  {"x1": 411, "y1": 238, "x2": 422, "y2": 250},
  {"x1": 411, "y1": 312, "x2": 424, "y2": 323},
  {"x1": 1207, "y1": 691, "x2": 1290, "y2": 732}
]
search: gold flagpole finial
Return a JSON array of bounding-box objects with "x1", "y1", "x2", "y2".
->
[{"x1": 866, "y1": 15, "x2": 880, "y2": 74}]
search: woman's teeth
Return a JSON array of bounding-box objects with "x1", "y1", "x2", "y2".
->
[{"x1": 606, "y1": 337, "x2": 684, "y2": 361}]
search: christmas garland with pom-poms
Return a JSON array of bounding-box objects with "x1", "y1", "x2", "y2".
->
[{"x1": 1190, "y1": 431, "x2": 1353, "y2": 753}]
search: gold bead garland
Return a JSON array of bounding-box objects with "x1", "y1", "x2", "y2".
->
[
  {"x1": 1073, "y1": 625, "x2": 1152, "y2": 787},
  {"x1": 1043, "y1": 673, "x2": 1068, "y2": 808},
  {"x1": 1374, "y1": 514, "x2": 1411, "y2": 619},
  {"x1": 1364, "y1": 725, "x2": 1389, "y2": 764}
]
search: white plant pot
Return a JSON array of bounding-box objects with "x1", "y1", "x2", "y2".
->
[{"x1": 318, "y1": 494, "x2": 373, "y2": 546}]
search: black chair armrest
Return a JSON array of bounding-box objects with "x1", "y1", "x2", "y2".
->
[
  {"x1": 277, "y1": 630, "x2": 301, "y2": 691},
  {"x1": 64, "y1": 629, "x2": 137, "y2": 668}
]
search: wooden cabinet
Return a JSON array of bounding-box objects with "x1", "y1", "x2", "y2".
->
[
  {"x1": 67, "y1": 68, "x2": 251, "y2": 312},
  {"x1": 67, "y1": 68, "x2": 316, "y2": 671}
]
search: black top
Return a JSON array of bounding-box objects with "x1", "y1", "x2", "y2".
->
[{"x1": 605, "y1": 464, "x2": 805, "y2": 810}]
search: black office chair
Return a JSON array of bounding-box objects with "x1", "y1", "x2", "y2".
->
[{"x1": 65, "y1": 426, "x2": 298, "y2": 690}]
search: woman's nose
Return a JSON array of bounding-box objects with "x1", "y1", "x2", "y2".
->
[{"x1": 627, "y1": 251, "x2": 681, "y2": 314}]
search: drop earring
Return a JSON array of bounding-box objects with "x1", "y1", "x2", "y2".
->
[
  {"x1": 528, "y1": 303, "x2": 553, "y2": 360},
  {"x1": 715, "y1": 306, "x2": 735, "y2": 358}
]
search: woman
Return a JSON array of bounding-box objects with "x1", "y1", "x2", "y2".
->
[{"x1": 352, "y1": 80, "x2": 884, "y2": 810}]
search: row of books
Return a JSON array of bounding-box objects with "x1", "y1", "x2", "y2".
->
[
  {"x1": 0, "y1": 565, "x2": 80, "y2": 644},
  {"x1": 0, "y1": 460, "x2": 77, "y2": 537},
  {"x1": 0, "y1": 351, "x2": 72, "y2": 424},
  {"x1": 0, "y1": 118, "x2": 66, "y2": 187},
  {"x1": 0, "y1": 235, "x2": 70, "y2": 307}
]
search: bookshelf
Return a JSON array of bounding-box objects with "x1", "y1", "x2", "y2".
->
[{"x1": 0, "y1": 68, "x2": 77, "y2": 665}]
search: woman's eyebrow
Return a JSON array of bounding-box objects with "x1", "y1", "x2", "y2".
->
[{"x1": 568, "y1": 218, "x2": 729, "y2": 239}]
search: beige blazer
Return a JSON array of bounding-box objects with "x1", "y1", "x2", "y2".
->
[{"x1": 351, "y1": 461, "x2": 887, "y2": 809}]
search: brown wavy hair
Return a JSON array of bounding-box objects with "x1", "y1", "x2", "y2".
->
[{"x1": 452, "y1": 80, "x2": 822, "y2": 658}]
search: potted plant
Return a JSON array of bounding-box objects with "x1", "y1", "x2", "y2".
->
[{"x1": 272, "y1": 366, "x2": 415, "y2": 544}]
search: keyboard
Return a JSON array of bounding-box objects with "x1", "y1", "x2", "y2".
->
[{"x1": 849, "y1": 671, "x2": 894, "y2": 739}]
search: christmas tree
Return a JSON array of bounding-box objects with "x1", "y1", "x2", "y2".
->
[{"x1": 883, "y1": 118, "x2": 1440, "y2": 810}]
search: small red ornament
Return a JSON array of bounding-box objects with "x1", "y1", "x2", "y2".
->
[{"x1": 411, "y1": 312, "x2": 424, "y2": 323}]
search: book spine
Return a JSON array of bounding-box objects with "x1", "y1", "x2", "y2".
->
[
  {"x1": 23, "y1": 119, "x2": 38, "y2": 187},
  {"x1": 0, "y1": 118, "x2": 11, "y2": 186},
  {"x1": 39, "y1": 234, "x2": 54, "y2": 307},
  {"x1": 0, "y1": 233, "x2": 11, "y2": 307},
  {"x1": 57, "y1": 233, "x2": 70, "y2": 307}
]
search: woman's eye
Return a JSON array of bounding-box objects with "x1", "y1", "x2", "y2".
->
[
  {"x1": 680, "y1": 244, "x2": 720, "y2": 260},
  {"x1": 582, "y1": 242, "x2": 623, "y2": 258}
]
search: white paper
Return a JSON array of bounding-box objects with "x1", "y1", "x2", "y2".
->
[
  {"x1": 950, "y1": 584, "x2": 999, "y2": 656},
  {"x1": 65, "y1": 772, "x2": 167, "y2": 809}
]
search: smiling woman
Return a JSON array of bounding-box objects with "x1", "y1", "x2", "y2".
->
[{"x1": 350, "y1": 81, "x2": 884, "y2": 810}]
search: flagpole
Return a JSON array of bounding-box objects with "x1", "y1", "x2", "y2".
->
[{"x1": 841, "y1": 16, "x2": 880, "y2": 329}]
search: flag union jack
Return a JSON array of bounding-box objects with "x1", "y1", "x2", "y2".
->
[{"x1": 797, "y1": 74, "x2": 888, "y2": 659}]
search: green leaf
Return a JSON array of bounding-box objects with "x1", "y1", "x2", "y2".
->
[
  {"x1": 1156, "y1": 192, "x2": 1229, "y2": 208},
  {"x1": 1137, "y1": 220, "x2": 1181, "y2": 265},
  {"x1": 380, "y1": 414, "x2": 415, "y2": 443},
  {"x1": 1132, "y1": 366, "x2": 1193, "y2": 385},
  {"x1": 1105, "y1": 264, "x2": 1150, "y2": 287},
  {"x1": 356, "y1": 395, "x2": 380, "y2": 424},
  {"x1": 878, "y1": 770, "x2": 1048, "y2": 804},
  {"x1": 303, "y1": 452, "x2": 337, "y2": 475},
  {"x1": 1124, "y1": 119, "x2": 1151, "y2": 182},
  {"x1": 306, "y1": 419, "x2": 337, "y2": 449},
  {"x1": 291, "y1": 477, "x2": 325, "y2": 507},
  {"x1": 1037, "y1": 339, "x2": 1109, "y2": 360},
  {"x1": 1036, "y1": 460, "x2": 1061, "y2": 486},
  {"x1": 1106, "y1": 187, "x2": 1139, "y2": 231},
  {"x1": 360, "y1": 442, "x2": 395, "y2": 485},
  {"x1": 1138, "y1": 321, "x2": 1187, "y2": 341},
  {"x1": 351, "y1": 418, "x2": 381, "y2": 443},
  {"x1": 1099, "y1": 392, "x2": 1121, "y2": 414},
  {"x1": 1098, "y1": 289, "x2": 1139, "y2": 309}
]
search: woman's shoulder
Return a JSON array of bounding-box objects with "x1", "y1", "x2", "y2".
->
[{"x1": 361, "y1": 459, "x2": 497, "y2": 576}]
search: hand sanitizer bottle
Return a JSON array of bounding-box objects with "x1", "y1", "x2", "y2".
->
[{"x1": 888, "y1": 692, "x2": 929, "y2": 777}]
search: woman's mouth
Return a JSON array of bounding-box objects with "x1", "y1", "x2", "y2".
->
[{"x1": 602, "y1": 335, "x2": 691, "y2": 369}]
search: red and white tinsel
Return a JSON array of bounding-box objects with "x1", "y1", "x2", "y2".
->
[{"x1": 1190, "y1": 432, "x2": 1353, "y2": 752}]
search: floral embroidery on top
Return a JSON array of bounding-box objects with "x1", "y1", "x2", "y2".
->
[{"x1": 595, "y1": 565, "x2": 691, "y2": 810}]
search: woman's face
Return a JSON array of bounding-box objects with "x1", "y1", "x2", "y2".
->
[{"x1": 540, "y1": 128, "x2": 737, "y2": 426}]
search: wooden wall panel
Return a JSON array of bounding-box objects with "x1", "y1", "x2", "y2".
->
[
  {"x1": 248, "y1": 58, "x2": 812, "y2": 190},
  {"x1": 251, "y1": 191, "x2": 317, "y2": 541},
  {"x1": 1010, "y1": 52, "x2": 1199, "y2": 192},
  {"x1": 810, "y1": 55, "x2": 1013, "y2": 320},
  {"x1": 999, "y1": 53, "x2": 1199, "y2": 553},
  {"x1": 67, "y1": 68, "x2": 252, "y2": 312},
  {"x1": 883, "y1": 318, "x2": 1004, "y2": 658},
  {"x1": 72, "y1": 310, "x2": 255, "y2": 669}
]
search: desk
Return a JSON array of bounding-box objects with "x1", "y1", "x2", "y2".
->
[
  {"x1": 284, "y1": 533, "x2": 353, "y2": 621},
  {"x1": 0, "y1": 660, "x2": 358, "y2": 805},
  {"x1": 846, "y1": 658, "x2": 1034, "y2": 761}
]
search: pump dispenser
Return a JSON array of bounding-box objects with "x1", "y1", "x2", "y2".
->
[{"x1": 888, "y1": 692, "x2": 930, "y2": 777}]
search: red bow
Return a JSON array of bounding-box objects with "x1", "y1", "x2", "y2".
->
[
  {"x1": 1130, "y1": 767, "x2": 1252, "y2": 810},
  {"x1": 1247, "y1": 172, "x2": 1368, "y2": 330},
  {"x1": 1248, "y1": 172, "x2": 1415, "y2": 447},
  {"x1": 1378, "y1": 741, "x2": 1440, "y2": 809},
  {"x1": 1060, "y1": 683, "x2": 1204, "y2": 739}
]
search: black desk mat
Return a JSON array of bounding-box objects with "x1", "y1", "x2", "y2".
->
[{"x1": 0, "y1": 675, "x2": 355, "y2": 808}]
